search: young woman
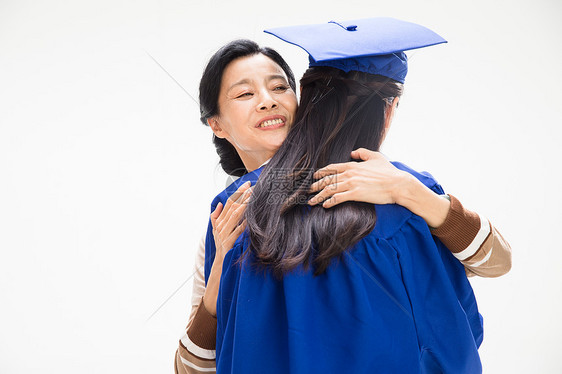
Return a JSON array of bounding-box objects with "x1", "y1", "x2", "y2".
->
[{"x1": 175, "y1": 35, "x2": 511, "y2": 373}]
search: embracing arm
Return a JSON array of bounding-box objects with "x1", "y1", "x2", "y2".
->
[
  {"x1": 308, "y1": 148, "x2": 512, "y2": 278},
  {"x1": 175, "y1": 183, "x2": 251, "y2": 373},
  {"x1": 175, "y1": 236, "x2": 217, "y2": 374}
]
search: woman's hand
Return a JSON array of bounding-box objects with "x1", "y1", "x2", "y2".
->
[
  {"x1": 308, "y1": 148, "x2": 411, "y2": 208},
  {"x1": 211, "y1": 181, "x2": 252, "y2": 263},
  {"x1": 308, "y1": 148, "x2": 450, "y2": 228},
  {"x1": 203, "y1": 181, "x2": 252, "y2": 316}
]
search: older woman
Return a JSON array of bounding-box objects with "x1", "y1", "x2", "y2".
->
[{"x1": 175, "y1": 33, "x2": 510, "y2": 373}]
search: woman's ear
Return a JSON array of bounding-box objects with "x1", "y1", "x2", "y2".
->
[
  {"x1": 207, "y1": 117, "x2": 227, "y2": 139},
  {"x1": 384, "y1": 97, "x2": 400, "y2": 132}
]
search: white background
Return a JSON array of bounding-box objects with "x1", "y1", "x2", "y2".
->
[{"x1": 1, "y1": 0, "x2": 561, "y2": 372}]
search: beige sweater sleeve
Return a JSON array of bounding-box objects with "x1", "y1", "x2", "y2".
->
[
  {"x1": 431, "y1": 194, "x2": 512, "y2": 278},
  {"x1": 175, "y1": 298, "x2": 217, "y2": 373}
]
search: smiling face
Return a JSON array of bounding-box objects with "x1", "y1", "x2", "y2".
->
[{"x1": 209, "y1": 53, "x2": 298, "y2": 171}]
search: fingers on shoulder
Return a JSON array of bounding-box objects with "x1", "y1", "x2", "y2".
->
[
  {"x1": 322, "y1": 190, "x2": 355, "y2": 208},
  {"x1": 313, "y1": 162, "x2": 354, "y2": 179},
  {"x1": 351, "y1": 148, "x2": 382, "y2": 160}
]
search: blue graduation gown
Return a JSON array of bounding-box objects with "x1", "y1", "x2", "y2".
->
[{"x1": 205, "y1": 162, "x2": 483, "y2": 374}]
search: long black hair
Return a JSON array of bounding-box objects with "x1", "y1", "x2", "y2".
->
[
  {"x1": 245, "y1": 67, "x2": 404, "y2": 277},
  {"x1": 199, "y1": 39, "x2": 296, "y2": 176}
]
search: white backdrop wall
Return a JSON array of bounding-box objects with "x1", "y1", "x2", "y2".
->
[{"x1": 0, "y1": 0, "x2": 560, "y2": 372}]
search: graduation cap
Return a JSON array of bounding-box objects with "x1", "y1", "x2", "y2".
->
[{"x1": 264, "y1": 17, "x2": 447, "y2": 83}]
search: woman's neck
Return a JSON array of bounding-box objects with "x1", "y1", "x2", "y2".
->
[{"x1": 239, "y1": 152, "x2": 273, "y2": 172}]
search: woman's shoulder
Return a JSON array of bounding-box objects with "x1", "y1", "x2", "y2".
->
[
  {"x1": 371, "y1": 160, "x2": 441, "y2": 239},
  {"x1": 210, "y1": 167, "x2": 264, "y2": 211},
  {"x1": 370, "y1": 204, "x2": 420, "y2": 240}
]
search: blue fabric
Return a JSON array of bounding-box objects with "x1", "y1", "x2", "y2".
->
[
  {"x1": 308, "y1": 53, "x2": 408, "y2": 85},
  {"x1": 205, "y1": 162, "x2": 483, "y2": 373},
  {"x1": 264, "y1": 17, "x2": 447, "y2": 83}
]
